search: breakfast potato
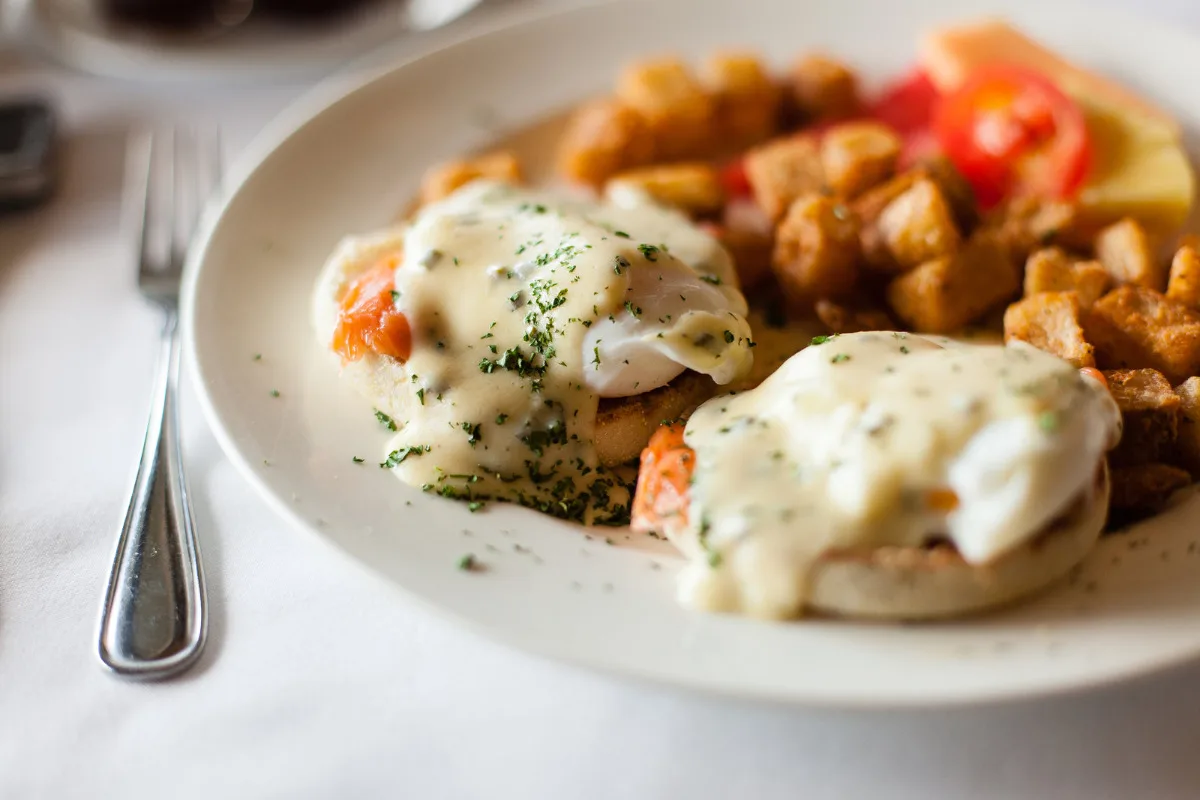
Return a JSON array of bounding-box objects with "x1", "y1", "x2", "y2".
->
[
  {"x1": 1095, "y1": 218, "x2": 1163, "y2": 290},
  {"x1": 815, "y1": 298, "x2": 897, "y2": 334},
  {"x1": 819, "y1": 122, "x2": 902, "y2": 198},
  {"x1": 1022, "y1": 248, "x2": 1111, "y2": 307},
  {"x1": 772, "y1": 194, "x2": 860, "y2": 308},
  {"x1": 709, "y1": 226, "x2": 773, "y2": 290},
  {"x1": 886, "y1": 232, "x2": 1019, "y2": 333},
  {"x1": 606, "y1": 163, "x2": 724, "y2": 216},
  {"x1": 1104, "y1": 368, "x2": 1181, "y2": 466},
  {"x1": 557, "y1": 99, "x2": 655, "y2": 187},
  {"x1": 419, "y1": 151, "x2": 522, "y2": 205},
  {"x1": 988, "y1": 198, "x2": 1079, "y2": 264},
  {"x1": 786, "y1": 54, "x2": 860, "y2": 122},
  {"x1": 1003, "y1": 291, "x2": 1096, "y2": 369},
  {"x1": 1166, "y1": 242, "x2": 1200, "y2": 310},
  {"x1": 1172, "y1": 377, "x2": 1200, "y2": 476},
  {"x1": 1086, "y1": 285, "x2": 1200, "y2": 384},
  {"x1": 916, "y1": 156, "x2": 979, "y2": 232},
  {"x1": 874, "y1": 177, "x2": 962, "y2": 271},
  {"x1": 853, "y1": 171, "x2": 919, "y2": 269},
  {"x1": 704, "y1": 52, "x2": 781, "y2": 150},
  {"x1": 744, "y1": 135, "x2": 826, "y2": 221},
  {"x1": 1109, "y1": 463, "x2": 1191, "y2": 517},
  {"x1": 616, "y1": 58, "x2": 715, "y2": 161}
]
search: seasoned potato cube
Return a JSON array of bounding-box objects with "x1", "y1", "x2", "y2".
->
[
  {"x1": 744, "y1": 135, "x2": 826, "y2": 221},
  {"x1": 1104, "y1": 369, "x2": 1180, "y2": 466},
  {"x1": 916, "y1": 156, "x2": 979, "y2": 232},
  {"x1": 1023, "y1": 248, "x2": 1111, "y2": 307},
  {"x1": 1167, "y1": 243, "x2": 1200, "y2": 310},
  {"x1": 874, "y1": 177, "x2": 962, "y2": 271},
  {"x1": 1172, "y1": 377, "x2": 1200, "y2": 476},
  {"x1": 1086, "y1": 285, "x2": 1200, "y2": 384},
  {"x1": 557, "y1": 99, "x2": 655, "y2": 187},
  {"x1": 419, "y1": 151, "x2": 521, "y2": 205},
  {"x1": 1003, "y1": 291, "x2": 1096, "y2": 368},
  {"x1": 815, "y1": 298, "x2": 897, "y2": 334},
  {"x1": 853, "y1": 171, "x2": 917, "y2": 269},
  {"x1": 786, "y1": 54, "x2": 860, "y2": 122},
  {"x1": 1095, "y1": 218, "x2": 1163, "y2": 290},
  {"x1": 986, "y1": 198, "x2": 1079, "y2": 265},
  {"x1": 819, "y1": 122, "x2": 901, "y2": 198},
  {"x1": 886, "y1": 232, "x2": 1019, "y2": 333},
  {"x1": 1110, "y1": 463, "x2": 1191, "y2": 517},
  {"x1": 606, "y1": 163, "x2": 724, "y2": 216},
  {"x1": 771, "y1": 195, "x2": 860, "y2": 307},
  {"x1": 704, "y1": 52, "x2": 781, "y2": 150},
  {"x1": 616, "y1": 58, "x2": 715, "y2": 161}
]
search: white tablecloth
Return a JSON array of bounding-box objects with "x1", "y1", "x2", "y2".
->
[{"x1": 5, "y1": 2, "x2": 1200, "y2": 798}]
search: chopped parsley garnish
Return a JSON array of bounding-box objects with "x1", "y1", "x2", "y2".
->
[
  {"x1": 614, "y1": 230, "x2": 631, "y2": 239},
  {"x1": 638, "y1": 243, "x2": 660, "y2": 261},
  {"x1": 495, "y1": 413, "x2": 508, "y2": 425},
  {"x1": 700, "y1": 274, "x2": 722, "y2": 285},
  {"x1": 375, "y1": 409, "x2": 397, "y2": 431},
  {"x1": 478, "y1": 346, "x2": 546, "y2": 379},
  {"x1": 252, "y1": 353, "x2": 262, "y2": 361},
  {"x1": 899, "y1": 346, "x2": 910, "y2": 354},
  {"x1": 624, "y1": 301, "x2": 642, "y2": 318},
  {"x1": 391, "y1": 290, "x2": 400, "y2": 303},
  {"x1": 830, "y1": 353, "x2": 851, "y2": 364},
  {"x1": 352, "y1": 456, "x2": 364, "y2": 464},
  {"x1": 457, "y1": 553, "x2": 477, "y2": 571},
  {"x1": 416, "y1": 388, "x2": 425, "y2": 405},
  {"x1": 461, "y1": 422, "x2": 482, "y2": 446},
  {"x1": 614, "y1": 255, "x2": 630, "y2": 274},
  {"x1": 592, "y1": 346, "x2": 601, "y2": 368},
  {"x1": 707, "y1": 551, "x2": 723, "y2": 568},
  {"x1": 810, "y1": 334, "x2": 838, "y2": 345},
  {"x1": 380, "y1": 445, "x2": 430, "y2": 468},
  {"x1": 269, "y1": 389, "x2": 280, "y2": 398},
  {"x1": 723, "y1": 330, "x2": 735, "y2": 344},
  {"x1": 1038, "y1": 410, "x2": 1060, "y2": 432}
]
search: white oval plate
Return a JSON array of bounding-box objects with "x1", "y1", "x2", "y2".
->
[{"x1": 185, "y1": 0, "x2": 1200, "y2": 707}]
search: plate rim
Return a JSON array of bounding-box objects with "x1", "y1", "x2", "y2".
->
[{"x1": 181, "y1": 0, "x2": 1200, "y2": 709}]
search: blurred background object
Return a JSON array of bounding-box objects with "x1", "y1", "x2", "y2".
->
[{"x1": 1, "y1": 0, "x2": 488, "y2": 82}]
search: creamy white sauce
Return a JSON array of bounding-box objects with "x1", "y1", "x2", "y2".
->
[
  {"x1": 678, "y1": 332, "x2": 1122, "y2": 618},
  {"x1": 316, "y1": 180, "x2": 754, "y2": 523}
]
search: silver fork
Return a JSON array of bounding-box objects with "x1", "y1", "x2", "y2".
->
[{"x1": 99, "y1": 130, "x2": 220, "y2": 679}]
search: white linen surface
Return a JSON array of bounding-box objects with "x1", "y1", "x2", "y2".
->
[{"x1": 3, "y1": 2, "x2": 1200, "y2": 798}]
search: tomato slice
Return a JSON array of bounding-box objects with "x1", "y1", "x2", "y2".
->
[
  {"x1": 331, "y1": 256, "x2": 412, "y2": 363},
  {"x1": 933, "y1": 65, "x2": 1091, "y2": 208},
  {"x1": 869, "y1": 69, "x2": 940, "y2": 136}
]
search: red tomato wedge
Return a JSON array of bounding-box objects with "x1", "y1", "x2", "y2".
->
[
  {"x1": 870, "y1": 68, "x2": 940, "y2": 136},
  {"x1": 331, "y1": 256, "x2": 412, "y2": 363},
  {"x1": 933, "y1": 65, "x2": 1091, "y2": 208}
]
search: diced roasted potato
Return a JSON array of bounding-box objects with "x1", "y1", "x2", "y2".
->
[
  {"x1": 1095, "y1": 217, "x2": 1163, "y2": 290},
  {"x1": 772, "y1": 195, "x2": 860, "y2": 308},
  {"x1": 744, "y1": 135, "x2": 826, "y2": 221},
  {"x1": 874, "y1": 177, "x2": 962, "y2": 271},
  {"x1": 704, "y1": 52, "x2": 781, "y2": 151},
  {"x1": 419, "y1": 151, "x2": 521, "y2": 205},
  {"x1": 1166, "y1": 243, "x2": 1200, "y2": 310},
  {"x1": 1109, "y1": 463, "x2": 1191, "y2": 517},
  {"x1": 1023, "y1": 248, "x2": 1111, "y2": 307},
  {"x1": 815, "y1": 298, "x2": 897, "y2": 334},
  {"x1": 886, "y1": 232, "x2": 1019, "y2": 333},
  {"x1": 853, "y1": 171, "x2": 918, "y2": 269},
  {"x1": 1086, "y1": 285, "x2": 1200, "y2": 384},
  {"x1": 1003, "y1": 291, "x2": 1096, "y2": 368},
  {"x1": 916, "y1": 156, "x2": 979, "y2": 232},
  {"x1": 1104, "y1": 368, "x2": 1180, "y2": 466},
  {"x1": 557, "y1": 99, "x2": 654, "y2": 187},
  {"x1": 1172, "y1": 377, "x2": 1200, "y2": 476},
  {"x1": 986, "y1": 198, "x2": 1079, "y2": 265},
  {"x1": 616, "y1": 58, "x2": 715, "y2": 161},
  {"x1": 819, "y1": 122, "x2": 901, "y2": 198},
  {"x1": 606, "y1": 163, "x2": 724, "y2": 216},
  {"x1": 786, "y1": 54, "x2": 860, "y2": 122}
]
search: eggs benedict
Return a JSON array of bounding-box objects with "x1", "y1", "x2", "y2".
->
[
  {"x1": 313, "y1": 180, "x2": 755, "y2": 524},
  {"x1": 632, "y1": 332, "x2": 1121, "y2": 619}
]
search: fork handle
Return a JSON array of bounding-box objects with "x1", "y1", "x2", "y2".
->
[{"x1": 99, "y1": 311, "x2": 207, "y2": 679}]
